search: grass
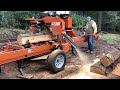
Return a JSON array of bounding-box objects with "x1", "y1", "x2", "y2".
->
[
  {"x1": 0, "y1": 28, "x2": 29, "y2": 39},
  {"x1": 99, "y1": 33, "x2": 120, "y2": 44},
  {"x1": 0, "y1": 28, "x2": 29, "y2": 34}
]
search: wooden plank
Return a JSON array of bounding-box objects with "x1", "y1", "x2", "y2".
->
[{"x1": 17, "y1": 33, "x2": 57, "y2": 45}]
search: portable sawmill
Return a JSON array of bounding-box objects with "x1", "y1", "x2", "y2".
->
[{"x1": 0, "y1": 11, "x2": 98, "y2": 77}]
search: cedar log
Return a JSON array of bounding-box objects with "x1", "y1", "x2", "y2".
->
[
  {"x1": 17, "y1": 33, "x2": 57, "y2": 45},
  {"x1": 90, "y1": 61, "x2": 113, "y2": 76},
  {"x1": 100, "y1": 49, "x2": 120, "y2": 67}
]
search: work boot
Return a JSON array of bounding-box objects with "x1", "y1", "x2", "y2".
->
[
  {"x1": 90, "y1": 51, "x2": 94, "y2": 54},
  {"x1": 87, "y1": 50, "x2": 90, "y2": 53}
]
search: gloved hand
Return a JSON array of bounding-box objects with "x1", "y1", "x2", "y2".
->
[{"x1": 93, "y1": 33, "x2": 99, "y2": 40}]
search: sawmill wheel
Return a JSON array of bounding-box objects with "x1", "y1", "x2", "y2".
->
[{"x1": 47, "y1": 49, "x2": 66, "y2": 73}]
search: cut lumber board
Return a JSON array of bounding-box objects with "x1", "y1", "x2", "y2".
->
[
  {"x1": 90, "y1": 61, "x2": 113, "y2": 76},
  {"x1": 100, "y1": 49, "x2": 120, "y2": 67},
  {"x1": 17, "y1": 33, "x2": 57, "y2": 45}
]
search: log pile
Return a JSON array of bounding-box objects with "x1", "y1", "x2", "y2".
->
[{"x1": 90, "y1": 46, "x2": 120, "y2": 78}]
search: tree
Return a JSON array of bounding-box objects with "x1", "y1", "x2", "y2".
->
[
  {"x1": 97, "y1": 11, "x2": 102, "y2": 32},
  {"x1": 102, "y1": 11, "x2": 120, "y2": 32}
]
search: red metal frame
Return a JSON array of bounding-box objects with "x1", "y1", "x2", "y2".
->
[{"x1": 0, "y1": 43, "x2": 52, "y2": 65}]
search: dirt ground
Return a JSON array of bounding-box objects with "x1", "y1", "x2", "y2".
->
[{"x1": 0, "y1": 35, "x2": 120, "y2": 79}]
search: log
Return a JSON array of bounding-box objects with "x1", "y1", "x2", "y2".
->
[
  {"x1": 107, "y1": 73, "x2": 120, "y2": 79},
  {"x1": 90, "y1": 61, "x2": 113, "y2": 76},
  {"x1": 107, "y1": 58, "x2": 120, "y2": 79},
  {"x1": 100, "y1": 49, "x2": 120, "y2": 67},
  {"x1": 17, "y1": 33, "x2": 57, "y2": 45},
  {"x1": 111, "y1": 63, "x2": 120, "y2": 76}
]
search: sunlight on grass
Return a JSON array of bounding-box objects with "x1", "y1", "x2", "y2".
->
[{"x1": 99, "y1": 34, "x2": 120, "y2": 44}]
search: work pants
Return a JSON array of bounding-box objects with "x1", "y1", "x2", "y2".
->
[{"x1": 87, "y1": 35, "x2": 94, "y2": 51}]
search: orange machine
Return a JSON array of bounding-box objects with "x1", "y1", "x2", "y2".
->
[{"x1": 0, "y1": 13, "x2": 99, "y2": 77}]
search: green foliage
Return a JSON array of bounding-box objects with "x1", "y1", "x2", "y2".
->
[
  {"x1": 71, "y1": 11, "x2": 120, "y2": 32},
  {"x1": 101, "y1": 11, "x2": 120, "y2": 32},
  {"x1": 0, "y1": 11, "x2": 44, "y2": 29},
  {"x1": 70, "y1": 11, "x2": 98, "y2": 28},
  {"x1": 13, "y1": 11, "x2": 44, "y2": 29},
  {"x1": 0, "y1": 11, "x2": 120, "y2": 33},
  {"x1": 70, "y1": 12, "x2": 87, "y2": 27}
]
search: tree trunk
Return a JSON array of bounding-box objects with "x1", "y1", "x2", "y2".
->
[
  {"x1": 97, "y1": 11, "x2": 102, "y2": 32},
  {"x1": 100, "y1": 49, "x2": 120, "y2": 67}
]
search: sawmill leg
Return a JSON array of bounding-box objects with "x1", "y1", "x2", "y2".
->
[
  {"x1": 17, "y1": 60, "x2": 25, "y2": 77},
  {"x1": 71, "y1": 46, "x2": 76, "y2": 55}
]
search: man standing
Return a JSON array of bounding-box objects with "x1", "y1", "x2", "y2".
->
[{"x1": 85, "y1": 16, "x2": 97, "y2": 54}]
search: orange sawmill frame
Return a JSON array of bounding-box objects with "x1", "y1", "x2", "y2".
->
[
  {"x1": 0, "y1": 35, "x2": 86, "y2": 65},
  {"x1": 0, "y1": 14, "x2": 99, "y2": 77}
]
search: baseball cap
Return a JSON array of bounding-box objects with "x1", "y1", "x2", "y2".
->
[{"x1": 86, "y1": 16, "x2": 91, "y2": 20}]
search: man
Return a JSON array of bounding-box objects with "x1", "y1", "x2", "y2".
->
[{"x1": 84, "y1": 16, "x2": 97, "y2": 54}]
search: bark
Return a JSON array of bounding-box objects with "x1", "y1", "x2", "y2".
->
[{"x1": 97, "y1": 11, "x2": 102, "y2": 32}]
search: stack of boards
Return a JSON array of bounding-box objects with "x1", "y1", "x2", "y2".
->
[{"x1": 90, "y1": 46, "x2": 120, "y2": 78}]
